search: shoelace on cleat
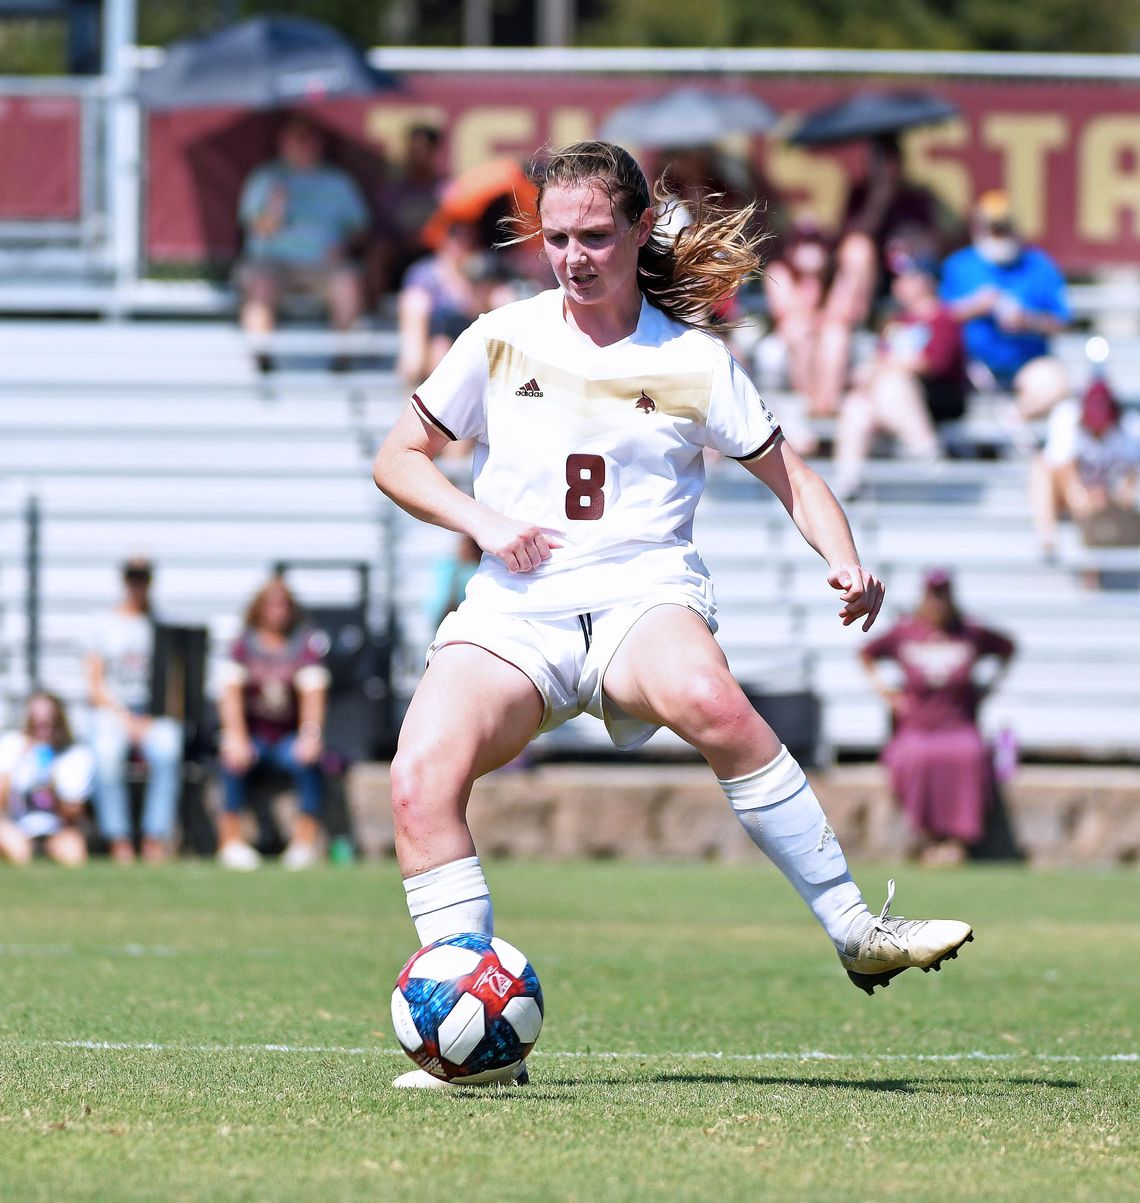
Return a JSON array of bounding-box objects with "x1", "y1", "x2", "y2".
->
[{"x1": 861, "y1": 880, "x2": 928, "y2": 955}]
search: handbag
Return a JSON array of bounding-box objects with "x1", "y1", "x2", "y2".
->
[{"x1": 1079, "y1": 502, "x2": 1140, "y2": 547}]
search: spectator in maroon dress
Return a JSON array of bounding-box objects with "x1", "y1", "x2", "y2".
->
[
  {"x1": 859, "y1": 570, "x2": 1015, "y2": 866},
  {"x1": 216, "y1": 577, "x2": 330, "y2": 871},
  {"x1": 833, "y1": 248, "x2": 969, "y2": 500}
]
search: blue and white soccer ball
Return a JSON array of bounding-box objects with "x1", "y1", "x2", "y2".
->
[{"x1": 391, "y1": 933, "x2": 544, "y2": 1084}]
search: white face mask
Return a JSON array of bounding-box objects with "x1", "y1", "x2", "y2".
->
[{"x1": 975, "y1": 235, "x2": 1019, "y2": 265}]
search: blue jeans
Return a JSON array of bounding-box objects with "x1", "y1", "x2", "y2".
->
[
  {"x1": 221, "y1": 734, "x2": 323, "y2": 818},
  {"x1": 91, "y1": 709, "x2": 182, "y2": 841}
]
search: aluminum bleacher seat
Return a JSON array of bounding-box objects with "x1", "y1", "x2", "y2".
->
[{"x1": 0, "y1": 319, "x2": 1137, "y2": 762}]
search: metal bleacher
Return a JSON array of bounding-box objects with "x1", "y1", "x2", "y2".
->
[{"x1": 0, "y1": 318, "x2": 1137, "y2": 763}]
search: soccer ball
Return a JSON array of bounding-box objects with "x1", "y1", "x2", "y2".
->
[{"x1": 391, "y1": 933, "x2": 544, "y2": 1084}]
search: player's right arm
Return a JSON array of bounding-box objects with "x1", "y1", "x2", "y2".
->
[{"x1": 373, "y1": 405, "x2": 556, "y2": 574}]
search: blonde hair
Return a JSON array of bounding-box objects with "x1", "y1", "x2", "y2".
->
[{"x1": 512, "y1": 140, "x2": 765, "y2": 331}]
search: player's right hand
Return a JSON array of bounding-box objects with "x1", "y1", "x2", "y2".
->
[{"x1": 472, "y1": 514, "x2": 561, "y2": 574}]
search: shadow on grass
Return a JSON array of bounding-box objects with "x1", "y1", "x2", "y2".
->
[
  {"x1": 644, "y1": 1073, "x2": 1081, "y2": 1093},
  {"x1": 389, "y1": 1074, "x2": 1081, "y2": 1100},
  {"x1": 651, "y1": 1074, "x2": 917, "y2": 1092}
]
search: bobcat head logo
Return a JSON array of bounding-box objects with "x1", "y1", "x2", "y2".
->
[{"x1": 635, "y1": 391, "x2": 657, "y2": 414}]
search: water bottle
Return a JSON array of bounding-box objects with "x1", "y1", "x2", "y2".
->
[
  {"x1": 328, "y1": 835, "x2": 355, "y2": 866},
  {"x1": 993, "y1": 727, "x2": 1019, "y2": 784}
]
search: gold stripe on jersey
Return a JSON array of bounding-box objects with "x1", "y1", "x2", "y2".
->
[{"x1": 486, "y1": 338, "x2": 711, "y2": 424}]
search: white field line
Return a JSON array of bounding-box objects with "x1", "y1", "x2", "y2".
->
[
  {"x1": 12, "y1": 1039, "x2": 1137, "y2": 1065},
  {"x1": 0, "y1": 944, "x2": 281, "y2": 959},
  {"x1": 0, "y1": 944, "x2": 181, "y2": 958}
]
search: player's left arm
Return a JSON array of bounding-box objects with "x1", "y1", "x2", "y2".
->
[{"x1": 743, "y1": 438, "x2": 885, "y2": 631}]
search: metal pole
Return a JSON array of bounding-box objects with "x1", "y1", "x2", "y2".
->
[
  {"x1": 24, "y1": 495, "x2": 40, "y2": 690},
  {"x1": 538, "y1": 0, "x2": 575, "y2": 47},
  {"x1": 463, "y1": 0, "x2": 492, "y2": 46},
  {"x1": 102, "y1": 0, "x2": 141, "y2": 302}
]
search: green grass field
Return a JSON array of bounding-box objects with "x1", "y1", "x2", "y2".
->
[{"x1": 0, "y1": 859, "x2": 1136, "y2": 1201}]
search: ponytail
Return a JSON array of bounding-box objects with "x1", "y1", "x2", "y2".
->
[{"x1": 513, "y1": 140, "x2": 765, "y2": 331}]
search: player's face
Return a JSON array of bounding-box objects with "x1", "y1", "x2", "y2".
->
[{"x1": 539, "y1": 183, "x2": 652, "y2": 311}]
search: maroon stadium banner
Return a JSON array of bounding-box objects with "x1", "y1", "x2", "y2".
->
[
  {"x1": 140, "y1": 72, "x2": 1140, "y2": 271},
  {"x1": 0, "y1": 95, "x2": 82, "y2": 221}
]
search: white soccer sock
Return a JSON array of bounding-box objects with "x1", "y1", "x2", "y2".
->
[
  {"x1": 720, "y1": 746, "x2": 870, "y2": 952},
  {"x1": 402, "y1": 855, "x2": 494, "y2": 947}
]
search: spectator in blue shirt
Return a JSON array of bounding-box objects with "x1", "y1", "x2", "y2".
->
[
  {"x1": 237, "y1": 116, "x2": 369, "y2": 366},
  {"x1": 940, "y1": 191, "x2": 1070, "y2": 421}
]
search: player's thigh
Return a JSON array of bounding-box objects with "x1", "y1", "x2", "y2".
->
[
  {"x1": 603, "y1": 605, "x2": 758, "y2": 733},
  {"x1": 397, "y1": 642, "x2": 544, "y2": 782}
]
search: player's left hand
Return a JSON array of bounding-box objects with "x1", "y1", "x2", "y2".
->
[{"x1": 827, "y1": 563, "x2": 885, "y2": 632}]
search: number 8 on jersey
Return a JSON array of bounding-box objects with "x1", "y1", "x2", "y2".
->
[{"x1": 565, "y1": 453, "x2": 606, "y2": 521}]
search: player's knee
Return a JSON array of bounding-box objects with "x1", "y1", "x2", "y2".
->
[
  {"x1": 670, "y1": 671, "x2": 753, "y2": 747},
  {"x1": 389, "y1": 741, "x2": 466, "y2": 832}
]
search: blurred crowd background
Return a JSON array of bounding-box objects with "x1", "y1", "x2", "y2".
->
[{"x1": 0, "y1": 1, "x2": 1138, "y2": 870}]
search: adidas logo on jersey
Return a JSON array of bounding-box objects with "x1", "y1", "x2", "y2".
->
[
  {"x1": 515, "y1": 377, "x2": 544, "y2": 397},
  {"x1": 635, "y1": 391, "x2": 657, "y2": 413}
]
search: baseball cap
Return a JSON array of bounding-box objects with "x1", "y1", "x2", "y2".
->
[
  {"x1": 1080, "y1": 379, "x2": 1121, "y2": 436},
  {"x1": 974, "y1": 190, "x2": 1015, "y2": 231}
]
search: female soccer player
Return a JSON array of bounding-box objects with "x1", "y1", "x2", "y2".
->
[{"x1": 373, "y1": 142, "x2": 972, "y2": 1087}]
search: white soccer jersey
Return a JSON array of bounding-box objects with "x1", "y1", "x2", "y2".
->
[{"x1": 412, "y1": 288, "x2": 781, "y2": 617}]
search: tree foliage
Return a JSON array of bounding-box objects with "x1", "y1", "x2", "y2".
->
[
  {"x1": 3, "y1": 0, "x2": 1140, "y2": 73},
  {"x1": 578, "y1": 0, "x2": 1140, "y2": 53}
]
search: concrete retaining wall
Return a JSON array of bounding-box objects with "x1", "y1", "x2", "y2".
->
[{"x1": 346, "y1": 762, "x2": 1140, "y2": 867}]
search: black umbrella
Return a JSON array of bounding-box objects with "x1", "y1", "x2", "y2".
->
[
  {"x1": 789, "y1": 91, "x2": 959, "y2": 147},
  {"x1": 137, "y1": 15, "x2": 399, "y2": 111}
]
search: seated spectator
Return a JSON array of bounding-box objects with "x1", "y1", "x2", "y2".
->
[
  {"x1": 0, "y1": 692, "x2": 94, "y2": 867},
  {"x1": 237, "y1": 115, "x2": 369, "y2": 366},
  {"x1": 841, "y1": 135, "x2": 959, "y2": 303},
  {"x1": 763, "y1": 216, "x2": 876, "y2": 418},
  {"x1": 86, "y1": 558, "x2": 181, "y2": 865},
  {"x1": 368, "y1": 124, "x2": 448, "y2": 302},
  {"x1": 1032, "y1": 376, "x2": 1140, "y2": 558},
  {"x1": 216, "y1": 577, "x2": 330, "y2": 871},
  {"x1": 833, "y1": 248, "x2": 969, "y2": 499},
  {"x1": 860, "y1": 570, "x2": 1015, "y2": 867},
  {"x1": 940, "y1": 191, "x2": 1070, "y2": 422},
  {"x1": 396, "y1": 219, "x2": 489, "y2": 388}
]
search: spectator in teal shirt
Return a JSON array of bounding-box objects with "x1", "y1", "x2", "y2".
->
[{"x1": 237, "y1": 116, "x2": 369, "y2": 365}]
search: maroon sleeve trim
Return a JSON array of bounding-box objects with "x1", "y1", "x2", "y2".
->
[
  {"x1": 730, "y1": 427, "x2": 783, "y2": 463},
  {"x1": 411, "y1": 393, "x2": 458, "y2": 442}
]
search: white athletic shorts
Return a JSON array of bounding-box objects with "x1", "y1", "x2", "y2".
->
[{"x1": 426, "y1": 589, "x2": 718, "y2": 751}]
